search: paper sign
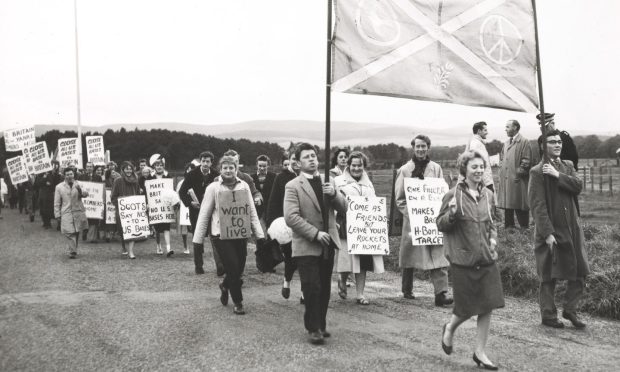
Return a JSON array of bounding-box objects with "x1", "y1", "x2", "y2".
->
[
  {"x1": 346, "y1": 196, "x2": 389, "y2": 255},
  {"x1": 177, "y1": 181, "x2": 191, "y2": 226},
  {"x1": 86, "y1": 136, "x2": 105, "y2": 165},
  {"x1": 58, "y1": 138, "x2": 83, "y2": 169},
  {"x1": 145, "y1": 178, "x2": 176, "y2": 224},
  {"x1": 218, "y1": 189, "x2": 251, "y2": 240},
  {"x1": 6, "y1": 156, "x2": 29, "y2": 185},
  {"x1": 105, "y1": 189, "x2": 116, "y2": 224},
  {"x1": 23, "y1": 141, "x2": 52, "y2": 175},
  {"x1": 404, "y1": 177, "x2": 449, "y2": 245},
  {"x1": 489, "y1": 154, "x2": 500, "y2": 167},
  {"x1": 4, "y1": 126, "x2": 35, "y2": 151},
  {"x1": 81, "y1": 181, "x2": 105, "y2": 219},
  {"x1": 118, "y1": 195, "x2": 150, "y2": 240}
]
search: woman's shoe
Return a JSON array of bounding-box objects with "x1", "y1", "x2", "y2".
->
[
  {"x1": 441, "y1": 323, "x2": 452, "y2": 355},
  {"x1": 473, "y1": 353, "x2": 498, "y2": 370},
  {"x1": 129, "y1": 254, "x2": 136, "y2": 259},
  {"x1": 356, "y1": 297, "x2": 370, "y2": 305}
]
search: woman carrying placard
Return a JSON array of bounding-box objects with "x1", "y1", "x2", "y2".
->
[
  {"x1": 111, "y1": 161, "x2": 141, "y2": 259},
  {"x1": 192, "y1": 155, "x2": 265, "y2": 315},
  {"x1": 146, "y1": 154, "x2": 174, "y2": 257},
  {"x1": 436, "y1": 150, "x2": 504, "y2": 370},
  {"x1": 334, "y1": 151, "x2": 384, "y2": 305}
]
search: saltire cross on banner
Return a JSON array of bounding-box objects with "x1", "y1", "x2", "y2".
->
[{"x1": 332, "y1": 0, "x2": 539, "y2": 112}]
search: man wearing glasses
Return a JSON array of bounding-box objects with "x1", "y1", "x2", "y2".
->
[{"x1": 536, "y1": 113, "x2": 579, "y2": 170}]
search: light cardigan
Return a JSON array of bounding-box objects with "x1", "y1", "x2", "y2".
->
[{"x1": 192, "y1": 176, "x2": 264, "y2": 244}]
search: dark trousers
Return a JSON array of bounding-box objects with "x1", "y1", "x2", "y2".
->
[
  {"x1": 295, "y1": 249, "x2": 335, "y2": 333},
  {"x1": 191, "y1": 208, "x2": 224, "y2": 272},
  {"x1": 212, "y1": 238, "x2": 247, "y2": 305},
  {"x1": 402, "y1": 267, "x2": 449, "y2": 295},
  {"x1": 281, "y1": 242, "x2": 297, "y2": 282},
  {"x1": 540, "y1": 278, "x2": 584, "y2": 320},
  {"x1": 504, "y1": 209, "x2": 529, "y2": 228}
]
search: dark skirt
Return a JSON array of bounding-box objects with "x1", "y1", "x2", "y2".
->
[
  {"x1": 451, "y1": 262, "x2": 505, "y2": 318},
  {"x1": 153, "y1": 223, "x2": 171, "y2": 233}
]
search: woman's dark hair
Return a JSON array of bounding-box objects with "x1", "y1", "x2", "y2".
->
[
  {"x1": 347, "y1": 151, "x2": 369, "y2": 168},
  {"x1": 411, "y1": 134, "x2": 431, "y2": 147},
  {"x1": 330, "y1": 148, "x2": 350, "y2": 168}
]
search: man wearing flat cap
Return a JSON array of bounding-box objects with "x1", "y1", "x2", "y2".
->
[{"x1": 537, "y1": 113, "x2": 579, "y2": 171}]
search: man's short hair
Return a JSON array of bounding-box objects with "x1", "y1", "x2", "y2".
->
[
  {"x1": 218, "y1": 155, "x2": 238, "y2": 169},
  {"x1": 63, "y1": 167, "x2": 76, "y2": 175},
  {"x1": 544, "y1": 129, "x2": 561, "y2": 138},
  {"x1": 199, "y1": 151, "x2": 214, "y2": 161},
  {"x1": 411, "y1": 134, "x2": 431, "y2": 147},
  {"x1": 472, "y1": 122, "x2": 487, "y2": 134},
  {"x1": 139, "y1": 158, "x2": 147, "y2": 164},
  {"x1": 457, "y1": 150, "x2": 487, "y2": 177},
  {"x1": 509, "y1": 120, "x2": 521, "y2": 131},
  {"x1": 347, "y1": 151, "x2": 369, "y2": 168},
  {"x1": 295, "y1": 143, "x2": 316, "y2": 161},
  {"x1": 256, "y1": 155, "x2": 271, "y2": 164}
]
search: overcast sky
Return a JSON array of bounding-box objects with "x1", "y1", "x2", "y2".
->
[{"x1": 1, "y1": 0, "x2": 619, "y2": 143}]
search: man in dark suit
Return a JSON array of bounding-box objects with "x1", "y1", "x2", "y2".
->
[
  {"x1": 251, "y1": 155, "x2": 276, "y2": 222},
  {"x1": 178, "y1": 151, "x2": 219, "y2": 274},
  {"x1": 284, "y1": 143, "x2": 347, "y2": 345}
]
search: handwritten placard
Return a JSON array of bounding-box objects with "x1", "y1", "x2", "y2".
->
[
  {"x1": 404, "y1": 177, "x2": 449, "y2": 245},
  {"x1": 145, "y1": 178, "x2": 176, "y2": 224},
  {"x1": 81, "y1": 181, "x2": 105, "y2": 219},
  {"x1": 58, "y1": 138, "x2": 83, "y2": 169},
  {"x1": 86, "y1": 136, "x2": 105, "y2": 165},
  {"x1": 118, "y1": 195, "x2": 150, "y2": 240},
  {"x1": 23, "y1": 141, "x2": 52, "y2": 175},
  {"x1": 346, "y1": 196, "x2": 389, "y2": 255},
  {"x1": 4, "y1": 126, "x2": 35, "y2": 151},
  {"x1": 218, "y1": 189, "x2": 251, "y2": 240},
  {"x1": 6, "y1": 156, "x2": 29, "y2": 185},
  {"x1": 105, "y1": 189, "x2": 116, "y2": 224}
]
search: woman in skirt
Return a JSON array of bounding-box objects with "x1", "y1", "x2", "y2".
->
[{"x1": 436, "y1": 150, "x2": 504, "y2": 370}]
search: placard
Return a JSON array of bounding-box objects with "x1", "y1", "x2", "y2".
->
[
  {"x1": 23, "y1": 141, "x2": 52, "y2": 175},
  {"x1": 404, "y1": 177, "x2": 449, "y2": 245},
  {"x1": 57, "y1": 138, "x2": 83, "y2": 169},
  {"x1": 118, "y1": 195, "x2": 150, "y2": 240},
  {"x1": 489, "y1": 154, "x2": 500, "y2": 167},
  {"x1": 86, "y1": 136, "x2": 105, "y2": 165},
  {"x1": 105, "y1": 189, "x2": 116, "y2": 224},
  {"x1": 346, "y1": 196, "x2": 389, "y2": 255},
  {"x1": 6, "y1": 156, "x2": 29, "y2": 185},
  {"x1": 218, "y1": 189, "x2": 251, "y2": 240},
  {"x1": 81, "y1": 181, "x2": 105, "y2": 219},
  {"x1": 145, "y1": 178, "x2": 176, "y2": 224},
  {"x1": 176, "y1": 181, "x2": 191, "y2": 226},
  {"x1": 4, "y1": 126, "x2": 35, "y2": 151}
]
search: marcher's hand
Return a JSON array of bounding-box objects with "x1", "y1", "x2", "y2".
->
[
  {"x1": 542, "y1": 163, "x2": 560, "y2": 179},
  {"x1": 190, "y1": 201, "x2": 200, "y2": 209},
  {"x1": 316, "y1": 231, "x2": 331, "y2": 247},
  {"x1": 322, "y1": 183, "x2": 335, "y2": 197},
  {"x1": 545, "y1": 234, "x2": 557, "y2": 248},
  {"x1": 254, "y1": 196, "x2": 263, "y2": 206},
  {"x1": 489, "y1": 238, "x2": 498, "y2": 260},
  {"x1": 448, "y1": 196, "x2": 457, "y2": 216}
]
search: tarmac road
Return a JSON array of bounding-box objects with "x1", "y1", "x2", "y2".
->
[{"x1": 1, "y1": 207, "x2": 619, "y2": 371}]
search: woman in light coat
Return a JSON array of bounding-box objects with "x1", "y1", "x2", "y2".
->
[
  {"x1": 334, "y1": 152, "x2": 385, "y2": 304},
  {"x1": 394, "y1": 135, "x2": 452, "y2": 306}
]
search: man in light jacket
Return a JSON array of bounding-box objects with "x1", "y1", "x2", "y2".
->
[
  {"x1": 466, "y1": 122, "x2": 494, "y2": 192},
  {"x1": 54, "y1": 167, "x2": 89, "y2": 258}
]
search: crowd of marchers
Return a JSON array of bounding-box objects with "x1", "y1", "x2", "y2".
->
[{"x1": 0, "y1": 113, "x2": 588, "y2": 370}]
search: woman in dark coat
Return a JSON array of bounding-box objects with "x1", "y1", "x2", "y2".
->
[
  {"x1": 437, "y1": 150, "x2": 504, "y2": 370},
  {"x1": 111, "y1": 161, "x2": 141, "y2": 258}
]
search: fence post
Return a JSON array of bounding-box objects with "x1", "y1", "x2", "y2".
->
[
  {"x1": 609, "y1": 168, "x2": 613, "y2": 197},
  {"x1": 590, "y1": 167, "x2": 594, "y2": 192},
  {"x1": 581, "y1": 167, "x2": 586, "y2": 189},
  {"x1": 599, "y1": 166, "x2": 603, "y2": 194}
]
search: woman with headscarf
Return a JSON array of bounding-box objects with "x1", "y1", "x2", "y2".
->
[
  {"x1": 111, "y1": 161, "x2": 141, "y2": 258},
  {"x1": 334, "y1": 151, "x2": 385, "y2": 304},
  {"x1": 437, "y1": 150, "x2": 504, "y2": 370},
  {"x1": 146, "y1": 154, "x2": 174, "y2": 256}
]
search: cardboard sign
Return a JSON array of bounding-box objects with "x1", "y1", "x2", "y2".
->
[
  {"x1": 6, "y1": 156, "x2": 29, "y2": 185},
  {"x1": 57, "y1": 138, "x2": 83, "y2": 169},
  {"x1": 346, "y1": 196, "x2": 389, "y2": 255},
  {"x1": 177, "y1": 180, "x2": 191, "y2": 226},
  {"x1": 86, "y1": 136, "x2": 105, "y2": 165},
  {"x1": 4, "y1": 126, "x2": 35, "y2": 151},
  {"x1": 22, "y1": 141, "x2": 52, "y2": 175},
  {"x1": 489, "y1": 154, "x2": 500, "y2": 167},
  {"x1": 105, "y1": 189, "x2": 116, "y2": 224},
  {"x1": 404, "y1": 177, "x2": 449, "y2": 245},
  {"x1": 145, "y1": 178, "x2": 176, "y2": 224},
  {"x1": 81, "y1": 181, "x2": 105, "y2": 219},
  {"x1": 218, "y1": 189, "x2": 251, "y2": 240},
  {"x1": 118, "y1": 195, "x2": 150, "y2": 240}
]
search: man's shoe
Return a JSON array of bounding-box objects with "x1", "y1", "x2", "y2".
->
[
  {"x1": 219, "y1": 283, "x2": 229, "y2": 306},
  {"x1": 281, "y1": 287, "x2": 290, "y2": 299},
  {"x1": 541, "y1": 318, "x2": 565, "y2": 328},
  {"x1": 562, "y1": 311, "x2": 586, "y2": 329},
  {"x1": 403, "y1": 293, "x2": 415, "y2": 300},
  {"x1": 233, "y1": 304, "x2": 245, "y2": 315},
  {"x1": 69, "y1": 252, "x2": 77, "y2": 259},
  {"x1": 309, "y1": 331, "x2": 324, "y2": 345},
  {"x1": 435, "y1": 292, "x2": 454, "y2": 307},
  {"x1": 320, "y1": 329, "x2": 331, "y2": 338},
  {"x1": 195, "y1": 267, "x2": 205, "y2": 275}
]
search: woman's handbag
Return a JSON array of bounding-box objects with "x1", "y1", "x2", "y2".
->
[{"x1": 255, "y1": 238, "x2": 284, "y2": 273}]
